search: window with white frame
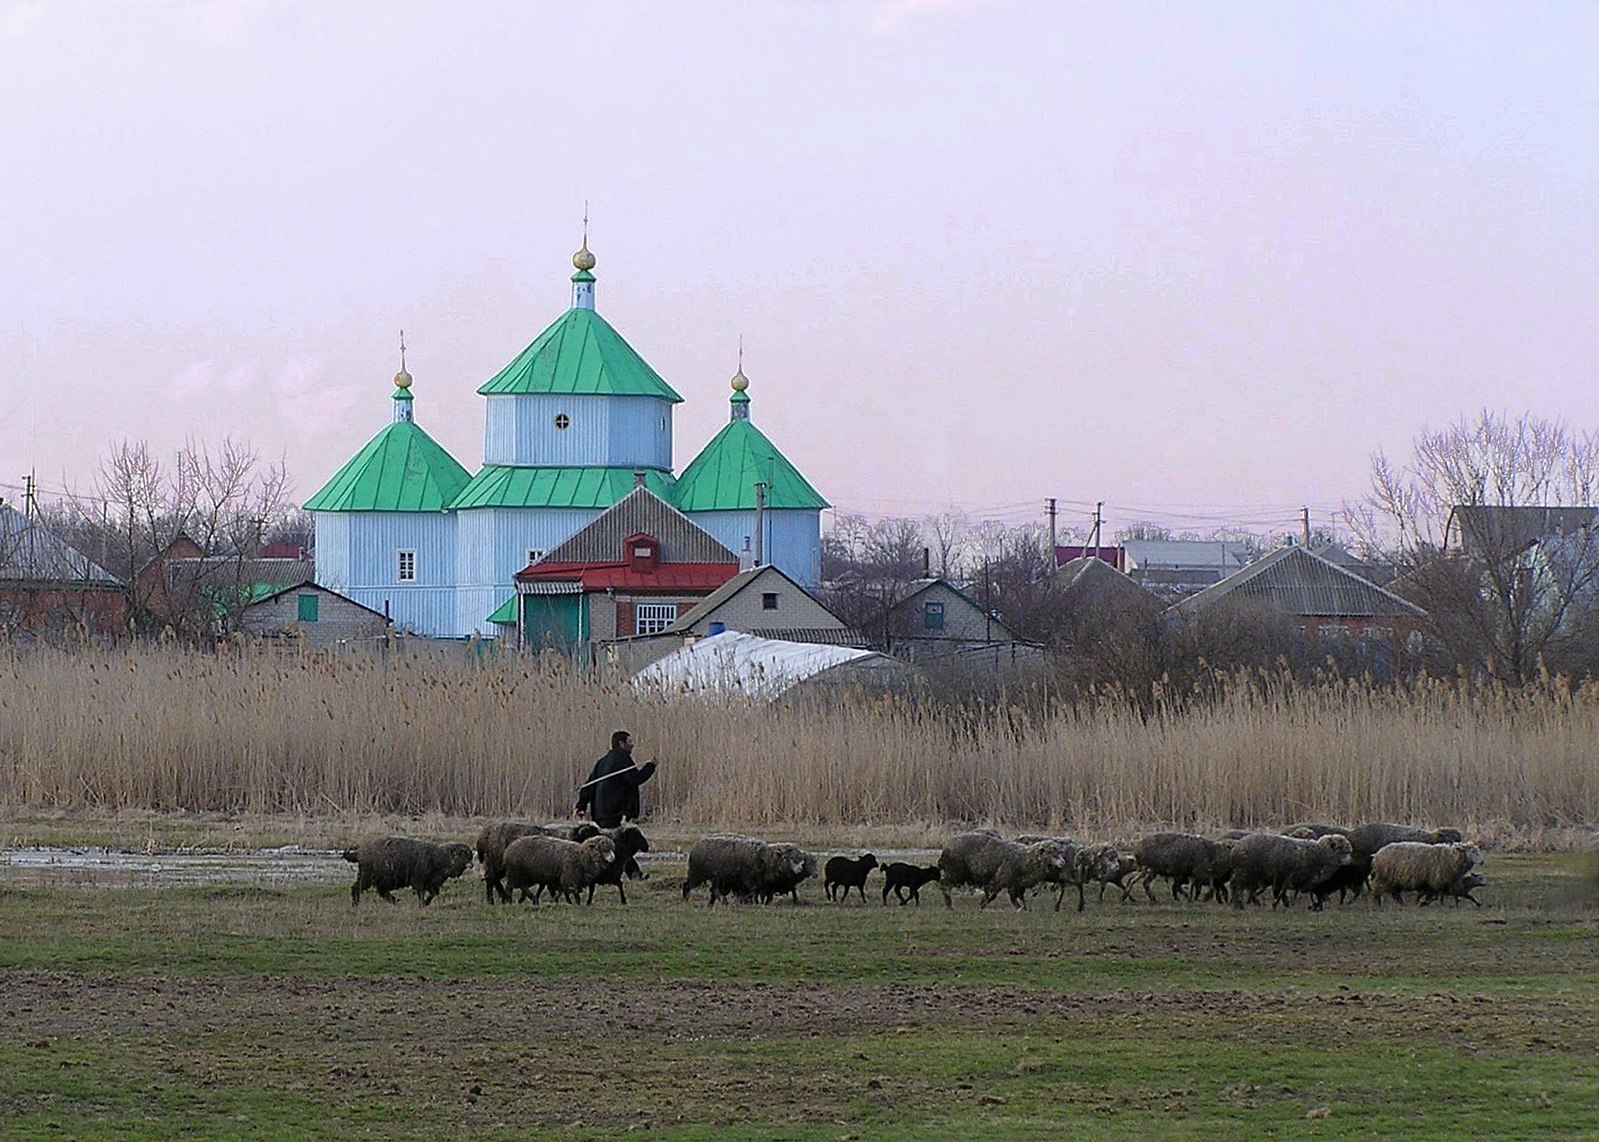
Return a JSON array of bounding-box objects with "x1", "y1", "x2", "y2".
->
[
  {"x1": 634, "y1": 602, "x2": 678, "y2": 635},
  {"x1": 526, "y1": 548, "x2": 545, "y2": 567},
  {"x1": 397, "y1": 549, "x2": 417, "y2": 582}
]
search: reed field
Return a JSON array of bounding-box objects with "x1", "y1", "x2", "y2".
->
[{"x1": 1, "y1": 644, "x2": 1597, "y2": 843}]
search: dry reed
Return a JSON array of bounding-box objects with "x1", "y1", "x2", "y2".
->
[{"x1": 1, "y1": 645, "x2": 1596, "y2": 842}]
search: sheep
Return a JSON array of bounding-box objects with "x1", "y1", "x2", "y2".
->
[
  {"x1": 1341, "y1": 823, "x2": 1465, "y2": 907},
  {"x1": 1229, "y1": 833, "x2": 1353, "y2": 910},
  {"x1": 681, "y1": 836, "x2": 815, "y2": 906},
  {"x1": 1369, "y1": 841, "x2": 1482, "y2": 906},
  {"x1": 1014, "y1": 834, "x2": 1123, "y2": 912},
  {"x1": 758, "y1": 843, "x2": 818, "y2": 904},
  {"x1": 1426, "y1": 869, "x2": 1487, "y2": 907},
  {"x1": 983, "y1": 839, "x2": 1072, "y2": 910},
  {"x1": 1133, "y1": 833, "x2": 1234, "y2": 904},
  {"x1": 1099, "y1": 852, "x2": 1140, "y2": 902},
  {"x1": 475, "y1": 820, "x2": 600, "y2": 904},
  {"x1": 502, "y1": 833, "x2": 618, "y2": 905},
  {"x1": 569, "y1": 824, "x2": 651, "y2": 905},
  {"x1": 880, "y1": 862, "x2": 942, "y2": 905},
  {"x1": 344, "y1": 837, "x2": 474, "y2": 906},
  {"x1": 1282, "y1": 822, "x2": 1351, "y2": 840},
  {"x1": 823, "y1": 853, "x2": 878, "y2": 902},
  {"x1": 936, "y1": 830, "x2": 1015, "y2": 907}
]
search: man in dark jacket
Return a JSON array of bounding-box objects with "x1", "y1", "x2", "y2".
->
[{"x1": 575, "y1": 730, "x2": 657, "y2": 828}]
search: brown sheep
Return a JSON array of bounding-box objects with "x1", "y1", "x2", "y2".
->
[
  {"x1": 475, "y1": 820, "x2": 600, "y2": 904},
  {"x1": 502, "y1": 834, "x2": 618, "y2": 905},
  {"x1": 1229, "y1": 833, "x2": 1352, "y2": 910},
  {"x1": 344, "y1": 837, "x2": 474, "y2": 906}
]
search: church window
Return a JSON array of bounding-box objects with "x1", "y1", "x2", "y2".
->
[
  {"x1": 554, "y1": 413, "x2": 571, "y2": 430},
  {"x1": 397, "y1": 550, "x2": 417, "y2": 582},
  {"x1": 635, "y1": 602, "x2": 678, "y2": 635},
  {"x1": 526, "y1": 549, "x2": 545, "y2": 567}
]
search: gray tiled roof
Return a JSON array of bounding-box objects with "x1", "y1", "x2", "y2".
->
[
  {"x1": 0, "y1": 505, "x2": 119, "y2": 585},
  {"x1": 1175, "y1": 545, "x2": 1425, "y2": 620}
]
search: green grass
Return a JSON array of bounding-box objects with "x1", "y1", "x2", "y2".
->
[{"x1": 0, "y1": 855, "x2": 1595, "y2": 1139}]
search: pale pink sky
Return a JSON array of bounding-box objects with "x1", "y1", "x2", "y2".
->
[{"x1": 3, "y1": 1, "x2": 1596, "y2": 540}]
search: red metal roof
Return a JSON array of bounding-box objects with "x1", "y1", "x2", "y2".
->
[{"x1": 515, "y1": 560, "x2": 740, "y2": 592}]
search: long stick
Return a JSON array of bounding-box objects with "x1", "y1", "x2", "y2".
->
[{"x1": 577, "y1": 766, "x2": 646, "y2": 792}]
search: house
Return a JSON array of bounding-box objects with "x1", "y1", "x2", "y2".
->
[
  {"x1": 1122, "y1": 539, "x2": 1253, "y2": 601},
  {"x1": 0, "y1": 504, "x2": 126, "y2": 640},
  {"x1": 1054, "y1": 555, "x2": 1161, "y2": 615},
  {"x1": 306, "y1": 237, "x2": 828, "y2": 638},
  {"x1": 882, "y1": 577, "x2": 1039, "y2": 665},
  {"x1": 1446, "y1": 505, "x2": 1598, "y2": 561},
  {"x1": 504, "y1": 484, "x2": 741, "y2": 650},
  {"x1": 137, "y1": 534, "x2": 319, "y2": 636},
  {"x1": 1174, "y1": 545, "x2": 1426, "y2": 661},
  {"x1": 658, "y1": 564, "x2": 864, "y2": 645},
  {"x1": 238, "y1": 581, "x2": 391, "y2": 649},
  {"x1": 597, "y1": 563, "x2": 866, "y2": 674}
]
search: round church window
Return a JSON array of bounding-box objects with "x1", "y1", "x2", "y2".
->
[{"x1": 554, "y1": 413, "x2": 571, "y2": 430}]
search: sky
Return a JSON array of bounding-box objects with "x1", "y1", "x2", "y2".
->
[{"x1": 3, "y1": 1, "x2": 1596, "y2": 542}]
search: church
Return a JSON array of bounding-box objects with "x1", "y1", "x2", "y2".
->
[{"x1": 304, "y1": 237, "x2": 828, "y2": 640}]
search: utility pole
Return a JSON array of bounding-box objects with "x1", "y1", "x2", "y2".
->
[
  {"x1": 22, "y1": 472, "x2": 36, "y2": 519},
  {"x1": 753, "y1": 482, "x2": 767, "y2": 567},
  {"x1": 1090, "y1": 501, "x2": 1103, "y2": 552},
  {"x1": 1301, "y1": 506, "x2": 1311, "y2": 547},
  {"x1": 1045, "y1": 497, "x2": 1058, "y2": 566}
]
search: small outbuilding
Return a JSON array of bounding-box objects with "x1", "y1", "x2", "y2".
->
[{"x1": 237, "y1": 581, "x2": 391, "y2": 649}]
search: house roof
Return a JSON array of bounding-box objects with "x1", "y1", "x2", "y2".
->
[
  {"x1": 303, "y1": 420, "x2": 471, "y2": 512},
  {"x1": 242, "y1": 580, "x2": 390, "y2": 620},
  {"x1": 1448, "y1": 505, "x2": 1598, "y2": 558},
  {"x1": 538, "y1": 485, "x2": 735, "y2": 564},
  {"x1": 673, "y1": 419, "x2": 829, "y2": 511},
  {"x1": 658, "y1": 564, "x2": 850, "y2": 636},
  {"x1": 515, "y1": 560, "x2": 740, "y2": 593},
  {"x1": 476, "y1": 307, "x2": 683, "y2": 402},
  {"x1": 1122, "y1": 539, "x2": 1252, "y2": 571},
  {"x1": 632, "y1": 630, "x2": 898, "y2": 702},
  {"x1": 1055, "y1": 555, "x2": 1158, "y2": 609},
  {"x1": 1175, "y1": 545, "x2": 1426, "y2": 620},
  {"x1": 0, "y1": 505, "x2": 120, "y2": 585},
  {"x1": 448, "y1": 465, "x2": 677, "y2": 511}
]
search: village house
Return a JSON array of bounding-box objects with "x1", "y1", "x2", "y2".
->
[{"x1": 0, "y1": 504, "x2": 126, "y2": 640}]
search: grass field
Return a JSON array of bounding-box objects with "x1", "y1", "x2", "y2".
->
[{"x1": 1, "y1": 836, "x2": 1595, "y2": 1140}]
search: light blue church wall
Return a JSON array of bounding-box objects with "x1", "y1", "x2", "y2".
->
[
  {"x1": 483, "y1": 394, "x2": 673, "y2": 470},
  {"x1": 313, "y1": 511, "x2": 460, "y2": 636},
  {"x1": 687, "y1": 509, "x2": 822, "y2": 589},
  {"x1": 453, "y1": 506, "x2": 605, "y2": 636}
]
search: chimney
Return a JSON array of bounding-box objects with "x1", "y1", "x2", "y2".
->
[
  {"x1": 633, "y1": 470, "x2": 647, "y2": 489},
  {"x1": 922, "y1": 547, "x2": 930, "y2": 577}
]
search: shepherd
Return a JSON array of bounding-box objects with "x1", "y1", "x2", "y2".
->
[{"x1": 575, "y1": 730, "x2": 658, "y2": 828}]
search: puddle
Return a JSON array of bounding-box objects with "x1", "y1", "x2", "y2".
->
[{"x1": 0, "y1": 846, "x2": 353, "y2": 889}]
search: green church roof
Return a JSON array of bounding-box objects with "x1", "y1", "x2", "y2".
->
[
  {"x1": 673, "y1": 420, "x2": 829, "y2": 512},
  {"x1": 476, "y1": 308, "x2": 683, "y2": 402},
  {"x1": 448, "y1": 466, "x2": 677, "y2": 511},
  {"x1": 304, "y1": 420, "x2": 472, "y2": 512}
]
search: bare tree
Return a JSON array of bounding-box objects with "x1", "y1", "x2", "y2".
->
[
  {"x1": 69, "y1": 438, "x2": 293, "y2": 641},
  {"x1": 821, "y1": 514, "x2": 933, "y2": 645},
  {"x1": 921, "y1": 509, "x2": 971, "y2": 579},
  {"x1": 1353, "y1": 410, "x2": 1599, "y2": 683}
]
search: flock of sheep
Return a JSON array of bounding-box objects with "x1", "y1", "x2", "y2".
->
[{"x1": 341, "y1": 818, "x2": 1484, "y2": 913}]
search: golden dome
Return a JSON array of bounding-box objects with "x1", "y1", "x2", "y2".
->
[
  {"x1": 394, "y1": 367, "x2": 413, "y2": 390},
  {"x1": 730, "y1": 368, "x2": 749, "y2": 393},
  {"x1": 573, "y1": 243, "x2": 596, "y2": 272}
]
